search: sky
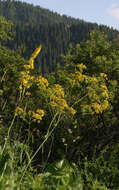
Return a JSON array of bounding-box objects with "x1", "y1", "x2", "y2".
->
[{"x1": 21, "y1": 0, "x2": 119, "y2": 30}]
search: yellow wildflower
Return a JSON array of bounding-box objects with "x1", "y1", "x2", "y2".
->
[
  {"x1": 22, "y1": 79, "x2": 28, "y2": 85},
  {"x1": 55, "y1": 97, "x2": 68, "y2": 109},
  {"x1": 88, "y1": 106, "x2": 95, "y2": 115},
  {"x1": 28, "y1": 58, "x2": 34, "y2": 69},
  {"x1": 19, "y1": 84, "x2": 22, "y2": 91},
  {"x1": 91, "y1": 77, "x2": 98, "y2": 83},
  {"x1": 77, "y1": 63, "x2": 87, "y2": 70},
  {"x1": 100, "y1": 73, "x2": 108, "y2": 80},
  {"x1": 37, "y1": 120, "x2": 41, "y2": 124},
  {"x1": 70, "y1": 107, "x2": 76, "y2": 115},
  {"x1": 36, "y1": 109, "x2": 45, "y2": 117},
  {"x1": 15, "y1": 106, "x2": 24, "y2": 115},
  {"x1": 74, "y1": 71, "x2": 85, "y2": 83},
  {"x1": 101, "y1": 91, "x2": 109, "y2": 99},
  {"x1": 33, "y1": 113, "x2": 42, "y2": 120},
  {"x1": 50, "y1": 97, "x2": 68, "y2": 111},
  {"x1": 31, "y1": 45, "x2": 42, "y2": 60},
  {"x1": 24, "y1": 64, "x2": 33, "y2": 70},
  {"x1": 53, "y1": 84, "x2": 65, "y2": 98},
  {"x1": 32, "y1": 109, "x2": 45, "y2": 124},
  {"x1": 102, "y1": 100, "x2": 109, "y2": 110},
  {"x1": 36, "y1": 76, "x2": 49, "y2": 90},
  {"x1": 91, "y1": 103, "x2": 102, "y2": 114},
  {"x1": 26, "y1": 92, "x2": 31, "y2": 96},
  {"x1": 100, "y1": 84, "x2": 108, "y2": 90},
  {"x1": 50, "y1": 101, "x2": 57, "y2": 107},
  {"x1": 29, "y1": 76, "x2": 35, "y2": 81},
  {"x1": 26, "y1": 82, "x2": 32, "y2": 89}
]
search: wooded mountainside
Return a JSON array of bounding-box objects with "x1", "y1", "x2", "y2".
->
[{"x1": 0, "y1": 0, "x2": 119, "y2": 73}]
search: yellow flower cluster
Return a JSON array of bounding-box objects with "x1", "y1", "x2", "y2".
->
[
  {"x1": 29, "y1": 109, "x2": 45, "y2": 124},
  {"x1": 23, "y1": 63, "x2": 33, "y2": 70},
  {"x1": 70, "y1": 107, "x2": 76, "y2": 115},
  {"x1": 85, "y1": 77, "x2": 110, "y2": 115},
  {"x1": 49, "y1": 86, "x2": 65, "y2": 111},
  {"x1": 52, "y1": 84, "x2": 64, "y2": 98},
  {"x1": 19, "y1": 45, "x2": 42, "y2": 91},
  {"x1": 100, "y1": 84, "x2": 109, "y2": 99},
  {"x1": 20, "y1": 71, "x2": 34, "y2": 89},
  {"x1": 25, "y1": 45, "x2": 42, "y2": 70},
  {"x1": 101, "y1": 90, "x2": 109, "y2": 99},
  {"x1": 90, "y1": 99, "x2": 109, "y2": 115},
  {"x1": 35, "y1": 76, "x2": 49, "y2": 90},
  {"x1": 87, "y1": 86, "x2": 99, "y2": 101},
  {"x1": 77, "y1": 63, "x2": 87, "y2": 70},
  {"x1": 19, "y1": 45, "x2": 76, "y2": 119},
  {"x1": 28, "y1": 58, "x2": 34, "y2": 70},
  {"x1": 91, "y1": 103, "x2": 102, "y2": 114},
  {"x1": 72, "y1": 71, "x2": 86, "y2": 85},
  {"x1": 90, "y1": 77, "x2": 98, "y2": 83},
  {"x1": 100, "y1": 84, "x2": 108, "y2": 91},
  {"x1": 101, "y1": 99, "x2": 109, "y2": 110},
  {"x1": 31, "y1": 45, "x2": 42, "y2": 60},
  {"x1": 25, "y1": 92, "x2": 31, "y2": 96},
  {"x1": 76, "y1": 72, "x2": 85, "y2": 82},
  {"x1": 50, "y1": 95, "x2": 76, "y2": 115},
  {"x1": 100, "y1": 73, "x2": 108, "y2": 80},
  {"x1": 50, "y1": 96, "x2": 68, "y2": 110},
  {"x1": 15, "y1": 106, "x2": 24, "y2": 115}
]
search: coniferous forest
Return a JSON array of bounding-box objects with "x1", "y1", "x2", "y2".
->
[
  {"x1": 0, "y1": 0, "x2": 119, "y2": 74},
  {"x1": 0, "y1": 0, "x2": 119, "y2": 189}
]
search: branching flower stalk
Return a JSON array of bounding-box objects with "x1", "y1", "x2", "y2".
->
[{"x1": 1, "y1": 45, "x2": 43, "y2": 161}]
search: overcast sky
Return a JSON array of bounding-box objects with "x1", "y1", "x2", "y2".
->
[{"x1": 21, "y1": 0, "x2": 119, "y2": 30}]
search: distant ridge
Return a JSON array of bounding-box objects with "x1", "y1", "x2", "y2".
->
[{"x1": 0, "y1": 0, "x2": 119, "y2": 73}]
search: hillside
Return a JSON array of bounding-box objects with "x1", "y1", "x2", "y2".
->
[{"x1": 0, "y1": 0, "x2": 119, "y2": 73}]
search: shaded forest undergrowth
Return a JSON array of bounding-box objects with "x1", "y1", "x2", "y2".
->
[{"x1": 0, "y1": 16, "x2": 119, "y2": 189}]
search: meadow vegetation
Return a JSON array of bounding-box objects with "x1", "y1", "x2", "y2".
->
[{"x1": 0, "y1": 16, "x2": 119, "y2": 189}]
